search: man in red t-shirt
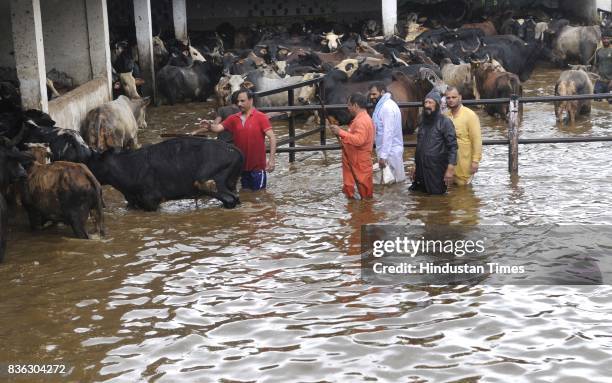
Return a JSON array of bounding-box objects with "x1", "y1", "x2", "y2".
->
[{"x1": 199, "y1": 89, "x2": 277, "y2": 190}]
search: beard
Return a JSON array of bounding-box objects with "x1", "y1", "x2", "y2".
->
[{"x1": 423, "y1": 106, "x2": 437, "y2": 121}]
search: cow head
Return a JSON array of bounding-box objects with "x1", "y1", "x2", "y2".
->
[
  {"x1": 272, "y1": 60, "x2": 287, "y2": 78},
  {"x1": 297, "y1": 73, "x2": 322, "y2": 105},
  {"x1": 555, "y1": 80, "x2": 578, "y2": 123},
  {"x1": 118, "y1": 72, "x2": 141, "y2": 99},
  {"x1": 321, "y1": 31, "x2": 344, "y2": 52},
  {"x1": 189, "y1": 45, "x2": 206, "y2": 62},
  {"x1": 215, "y1": 76, "x2": 233, "y2": 106},
  {"x1": 24, "y1": 143, "x2": 51, "y2": 164},
  {"x1": 152, "y1": 36, "x2": 169, "y2": 68}
]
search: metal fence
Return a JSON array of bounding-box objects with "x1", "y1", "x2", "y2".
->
[{"x1": 255, "y1": 75, "x2": 612, "y2": 175}]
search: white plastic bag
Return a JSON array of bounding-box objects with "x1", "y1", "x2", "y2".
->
[{"x1": 373, "y1": 163, "x2": 396, "y2": 185}]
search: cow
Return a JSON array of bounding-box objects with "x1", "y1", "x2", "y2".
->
[
  {"x1": 550, "y1": 26, "x2": 601, "y2": 66},
  {"x1": 321, "y1": 31, "x2": 344, "y2": 52},
  {"x1": 112, "y1": 40, "x2": 143, "y2": 99},
  {"x1": 214, "y1": 74, "x2": 254, "y2": 106},
  {"x1": 297, "y1": 73, "x2": 324, "y2": 105},
  {"x1": 86, "y1": 137, "x2": 243, "y2": 210},
  {"x1": 387, "y1": 71, "x2": 421, "y2": 134},
  {"x1": 554, "y1": 69, "x2": 594, "y2": 124},
  {"x1": 152, "y1": 35, "x2": 169, "y2": 71},
  {"x1": 19, "y1": 143, "x2": 104, "y2": 239},
  {"x1": 471, "y1": 35, "x2": 541, "y2": 82},
  {"x1": 245, "y1": 70, "x2": 302, "y2": 107},
  {"x1": 461, "y1": 20, "x2": 497, "y2": 36},
  {"x1": 20, "y1": 110, "x2": 92, "y2": 163},
  {"x1": 535, "y1": 22, "x2": 549, "y2": 42},
  {"x1": 361, "y1": 19, "x2": 381, "y2": 39},
  {"x1": 440, "y1": 58, "x2": 475, "y2": 99},
  {"x1": 156, "y1": 60, "x2": 222, "y2": 105},
  {"x1": 472, "y1": 59, "x2": 523, "y2": 119},
  {"x1": 82, "y1": 95, "x2": 150, "y2": 151}
]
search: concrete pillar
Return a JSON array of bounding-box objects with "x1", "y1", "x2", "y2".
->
[
  {"x1": 172, "y1": 0, "x2": 188, "y2": 42},
  {"x1": 10, "y1": 0, "x2": 48, "y2": 111},
  {"x1": 381, "y1": 0, "x2": 397, "y2": 37},
  {"x1": 133, "y1": 0, "x2": 155, "y2": 100},
  {"x1": 86, "y1": 0, "x2": 113, "y2": 99}
]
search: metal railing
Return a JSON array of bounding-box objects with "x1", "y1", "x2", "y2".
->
[{"x1": 255, "y1": 75, "x2": 612, "y2": 174}]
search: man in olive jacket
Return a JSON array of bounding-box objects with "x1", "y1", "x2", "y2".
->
[{"x1": 409, "y1": 90, "x2": 458, "y2": 194}]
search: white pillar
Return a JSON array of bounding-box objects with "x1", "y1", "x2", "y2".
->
[
  {"x1": 10, "y1": 0, "x2": 48, "y2": 111},
  {"x1": 86, "y1": 0, "x2": 113, "y2": 100},
  {"x1": 381, "y1": 0, "x2": 397, "y2": 37},
  {"x1": 133, "y1": 0, "x2": 155, "y2": 100},
  {"x1": 172, "y1": 0, "x2": 188, "y2": 43}
]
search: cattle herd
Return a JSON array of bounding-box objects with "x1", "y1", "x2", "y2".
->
[{"x1": 1, "y1": 10, "x2": 611, "y2": 261}]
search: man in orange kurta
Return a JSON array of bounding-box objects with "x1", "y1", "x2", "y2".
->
[{"x1": 329, "y1": 93, "x2": 375, "y2": 199}]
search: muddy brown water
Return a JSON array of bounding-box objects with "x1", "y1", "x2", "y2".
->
[{"x1": 1, "y1": 67, "x2": 612, "y2": 382}]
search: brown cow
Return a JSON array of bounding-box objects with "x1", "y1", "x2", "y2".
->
[
  {"x1": 19, "y1": 143, "x2": 105, "y2": 239},
  {"x1": 461, "y1": 20, "x2": 497, "y2": 36},
  {"x1": 82, "y1": 95, "x2": 150, "y2": 151},
  {"x1": 388, "y1": 71, "x2": 420, "y2": 134},
  {"x1": 472, "y1": 59, "x2": 523, "y2": 119}
]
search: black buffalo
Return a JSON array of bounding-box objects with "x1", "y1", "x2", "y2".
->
[
  {"x1": 87, "y1": 137, "x2": 243, "y2": 210},
  {"x1": 156, "y1": 61, "x2": 223, "y2": 105}
]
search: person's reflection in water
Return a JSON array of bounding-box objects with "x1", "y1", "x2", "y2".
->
[
  {"x1": 407, "y1": 185, "x2": 482, "y2": 226},
  {"x1": 342, "y1": 199, "x2": 384, "y2": 256}
]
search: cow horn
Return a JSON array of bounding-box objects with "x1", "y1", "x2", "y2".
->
[{"x1": 392, "y1": 52, "x2": 408, "y2": 66}]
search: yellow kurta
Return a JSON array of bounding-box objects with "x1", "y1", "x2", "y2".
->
[{"x1": 445, "y1": 105, "x2": 482, "y2": 185}]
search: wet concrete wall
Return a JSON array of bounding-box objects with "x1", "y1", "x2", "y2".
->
[
  {"x1": 0, "y1": 0, "x2": 15, "y2": 69},
  {"x1": 41, "y1": 0, "x2": 92, "y2": 87}
]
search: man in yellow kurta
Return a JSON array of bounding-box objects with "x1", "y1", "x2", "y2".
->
[{"x1": 444, "y1": 87, "x2": 482, "y2": 185}]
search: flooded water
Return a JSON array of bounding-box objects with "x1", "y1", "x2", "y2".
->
[{"x1": 1, "y1": 67, "x2": 612, "y2": 382}]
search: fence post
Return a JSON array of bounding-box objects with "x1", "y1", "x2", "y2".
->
[
  {"x1": 319, "y1": 84, "x2": 326, "y2": 146},
  {"x1": 507, "y1": 94, "x2": 519, "y2": 175},
  {"x1": 288, "y1": 88, "x2": 295, "y2": 163}
]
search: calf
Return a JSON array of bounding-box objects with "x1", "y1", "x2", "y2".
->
[
  {"x1": 554, "y1": 69, "x2": 593, "y2": 124},
  {"x1": 82, "y1": 96, "x2": 149, "y2": 151},
  {"x1": 19, "y1": 144, "x2": 104, "y2": 239},
  {"x1": 86, "y1": 137, "x2": 243, "y2": 210}
]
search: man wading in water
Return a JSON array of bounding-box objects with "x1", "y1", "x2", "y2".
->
[
  {"x1": 329, "y1": 93, "x2": 375, "y2": 199},
  {"x1": 409, "y1": 91, "x2": 458, "y2": 194},
  {"x1": 199, "y1": 89, "x2": 277, "y2": 191}
]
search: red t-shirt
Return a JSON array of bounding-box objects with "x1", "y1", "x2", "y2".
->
[{"x1": 222, "y1": 109, "x2": 271, "y2": 171}]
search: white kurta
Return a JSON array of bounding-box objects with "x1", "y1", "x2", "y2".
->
[{"x1": 373, "y1": 93, "x2": 406, "y2": 183}]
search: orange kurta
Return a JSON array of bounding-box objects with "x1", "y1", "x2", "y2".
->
[{"x1": 337, "y1": 110, "x2": 375, "y2": 198}]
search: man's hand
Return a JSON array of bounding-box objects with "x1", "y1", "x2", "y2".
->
[
  {"x1": 378, "y1": 158, "x2": 386, "y2": 168},
  {"x1": 266, "y1": 158, "x2": 276, "y2": 172},
  {"x1": 471, "y1": 161, "x2": 479, "y2": 174},
  {"x1": 199, "y1": 119, "x2": 212, "y2": 132},
  {"x1": 410, "y1": 166, "x2": 416, "y2": 181},
  {"x1": 329, "y1": 124, "x2": 341, "y2": 136},
  {"x1": 444, "y1": 166, "x2": 455, "y2": 187}
]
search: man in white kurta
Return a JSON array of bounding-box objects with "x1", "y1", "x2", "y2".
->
[{"x1": 369, "y1": 83, "x2": 406, "y2": 183}]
